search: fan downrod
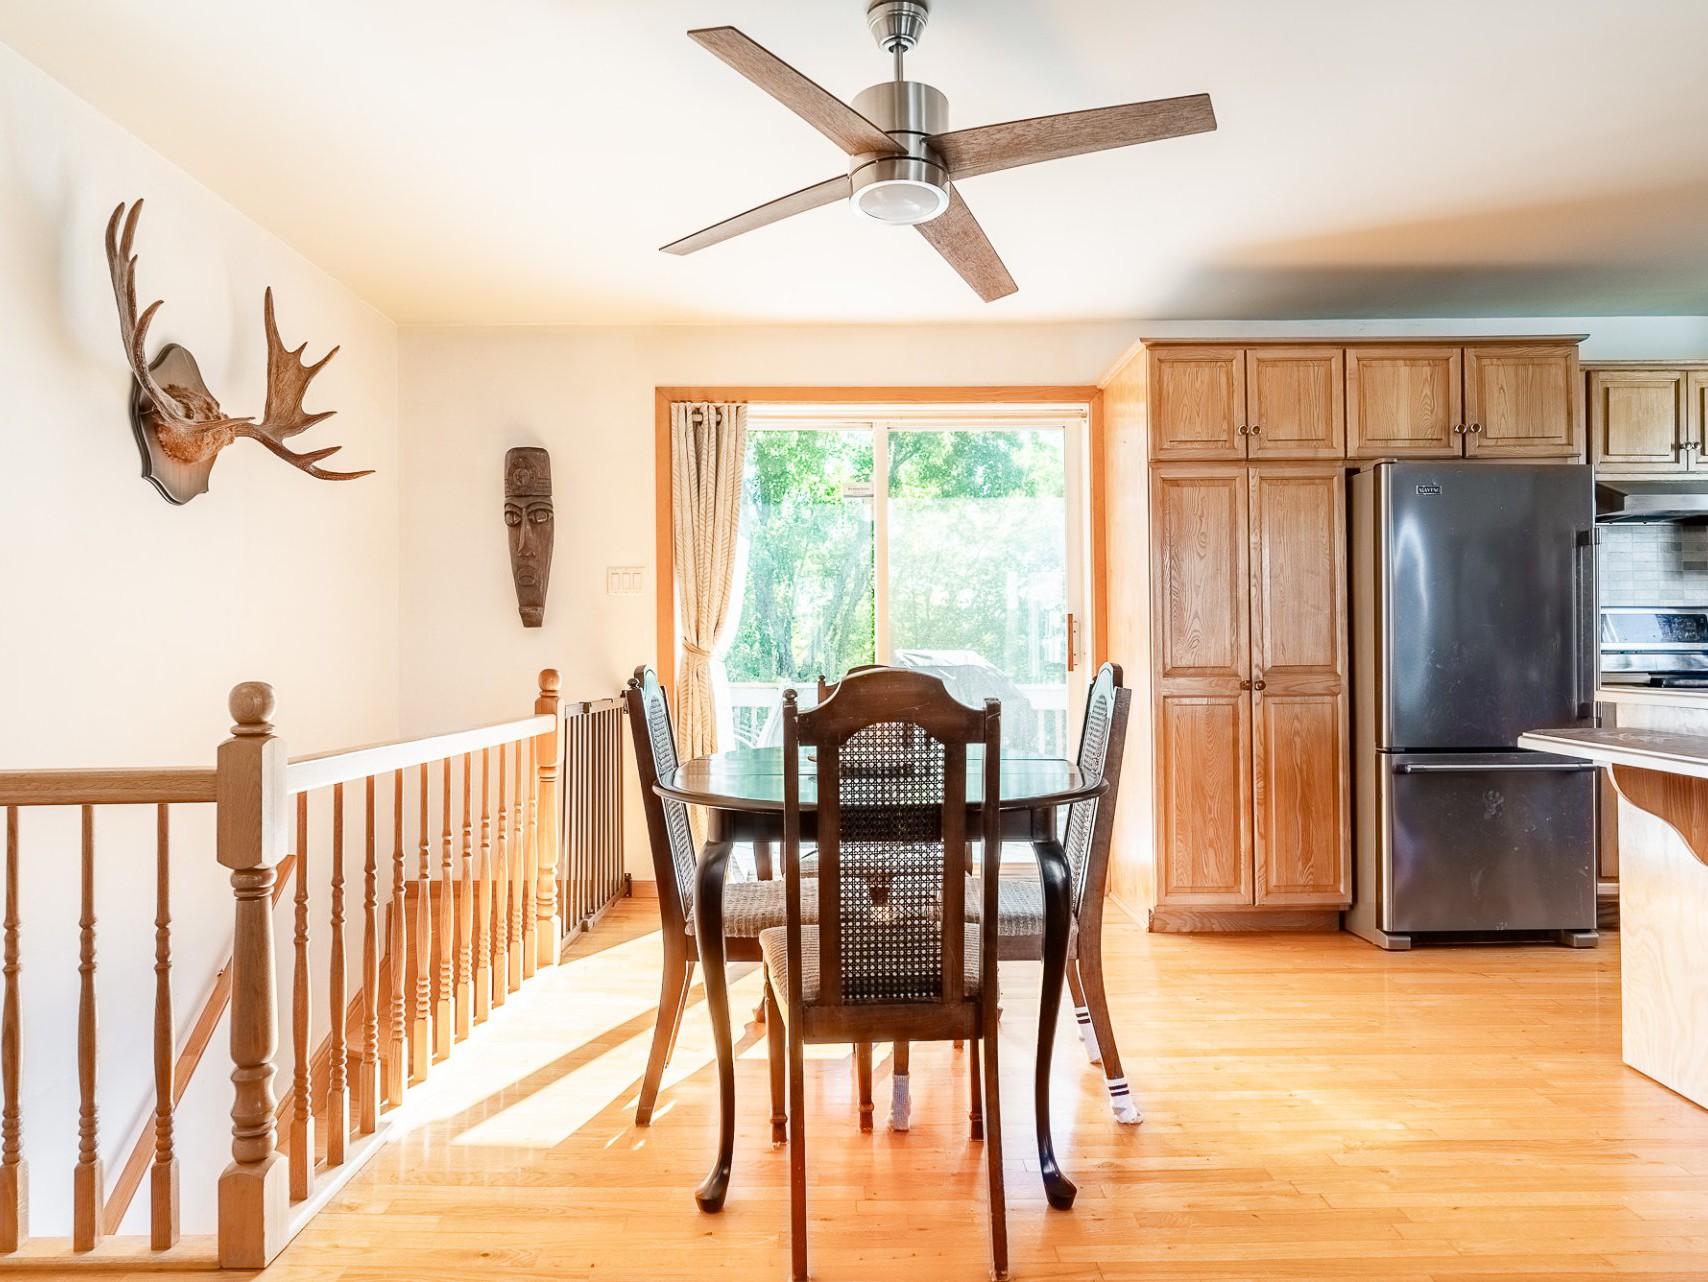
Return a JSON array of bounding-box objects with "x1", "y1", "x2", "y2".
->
[{"x1": 866, "y1": 0, "x2": 929, "y2": 53}]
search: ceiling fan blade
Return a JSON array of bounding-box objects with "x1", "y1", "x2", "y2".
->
[
  {"x1": 931, "y1": 93, "x2": 1216, "y2": 181},
  {"x1": 915, "y1": 188, "x2": 1017, "y2": 303},
  {"x1": 661, "y1": 175, "x2": 853, "y2": 256},
  {"x1": 688, "y1": 26, "x2": 903, "y2": 158}
]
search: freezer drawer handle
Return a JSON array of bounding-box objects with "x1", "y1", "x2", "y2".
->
[{"x1": 1394, "y1": 762, "x2": 1597, "y2": 774}]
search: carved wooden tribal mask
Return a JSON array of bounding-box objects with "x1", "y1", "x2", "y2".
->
[
  {"x1": 104, "y1": 199, "x2": 370, "y2": 504},
  {"x1": 505, "y1": 448, "x2": 554, "y2": 627}
]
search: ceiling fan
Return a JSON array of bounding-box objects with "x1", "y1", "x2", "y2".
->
[{"x1": 662, "y1": 0, "x2": 1217, "y2": 301}]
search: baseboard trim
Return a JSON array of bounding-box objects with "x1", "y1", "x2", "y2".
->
[
  {"x1": 1149, "y1": 907, "x2": 1342, "y2": 934},
  {"x1": 629, "y1": 878, "x2": 659, "y2": 899},
  {"x1": 1106, "y1": 892, "x2": 1146, "y2": 925}
]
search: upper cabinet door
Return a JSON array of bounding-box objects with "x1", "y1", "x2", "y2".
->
[
  {"x1": 1149, "y1": 347, "x2": 1247, "y2": 460},
  {"x1": 1244, "y1": 347, "x2": 1345, "y2": 459},
  {"x1": 1687, "y1": 373, "x2": 1708, "y2": 472},
  {"x1": 1463, "y1": 344, "x2": 1582, "y2": 458},
  {"x1": 1345, "y1": 347, "x2": 1464, "y2": 458},
  {"x1": 1151, "y1": 466, "x2": 1251, "y2": 682},
  {"x1": 1588, "y1": 368, "x2": 1690, "y2": 474}
]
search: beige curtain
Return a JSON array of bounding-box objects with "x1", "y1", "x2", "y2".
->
[{"x1": 670, "y1": 401, "x2": 748, "y2": 759}]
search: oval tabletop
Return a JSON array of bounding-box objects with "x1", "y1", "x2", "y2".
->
[{"x1": 657, "y1": 745, "x2": 1101, "y2": 812}]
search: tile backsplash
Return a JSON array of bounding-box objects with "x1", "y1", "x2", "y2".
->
[{"x1": 1599, "y1": 524, "x2": 1708, "y2": 606}]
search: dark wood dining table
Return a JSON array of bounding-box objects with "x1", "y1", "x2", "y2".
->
[{"x1": 656, "y1": 744, "x2": 1102, "y2": 1214}]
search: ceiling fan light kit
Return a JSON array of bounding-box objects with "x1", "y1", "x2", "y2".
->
[
  {"x1": 663, "y1": 0, "x2": 1216, "y2": 301},
  {"x1": 848, "y1": 80, "x2": 949, "y2": 225}
]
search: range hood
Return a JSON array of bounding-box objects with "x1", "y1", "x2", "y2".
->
[{"x1": 1596, "y1": 478, "x2": 1708, "y2": 523}]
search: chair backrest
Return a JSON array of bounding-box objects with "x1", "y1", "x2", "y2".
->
[
  {"x1": 814, "y1": 663, "x2": 887, "y2": 702},
  {"x1": 782, "y1": 668, "x2": 1001, "y2": 1017},
  {"x1": 1065, "y1": 662, "x2": 1131, "y2": 917},
  {"x1": 624, "y1": 665, "x2": 697, "y2": 936}
]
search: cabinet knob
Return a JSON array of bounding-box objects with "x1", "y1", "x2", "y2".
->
[
  {"x1": 1252, "y1": 679, "x2": 1267, "y2": 692},
  {"x1": 1238, "y1": 425, "x2": 1250, "y2": 436},
  {"x1": 1250, "y1": 424, "x2": 1263, "y2": 434},
  {"x1": 1453, "y1": 423, "x2": 1466, "y2": 434},
  {"x1": 1240, "y1": 679, "x2": 1253, "y2": 691},
  {"x1": 1469, "y1": 422, "x2": 1483, "y2": 434}
]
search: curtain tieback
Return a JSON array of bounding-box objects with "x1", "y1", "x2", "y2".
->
[{"x1": 681, "y1": 641, "x2": 713, "y2": 661}]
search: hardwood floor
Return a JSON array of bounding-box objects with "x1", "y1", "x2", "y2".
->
[{"x1": 124, "y1": 900, "x2": 1708, "y2": 1281}]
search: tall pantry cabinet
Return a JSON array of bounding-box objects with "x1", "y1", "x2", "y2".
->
[{"x1": 1103, "y1": 336, "x2": 1584, "y2": 930}]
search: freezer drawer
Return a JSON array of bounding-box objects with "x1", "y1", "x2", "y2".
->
[{"x1": 1376, "y1": 751, "x2": 1597, "y2": 934}]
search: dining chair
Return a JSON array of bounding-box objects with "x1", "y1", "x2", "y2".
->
[
  {"x1": 762, "y1": 669, "x2": 1009, "y2": 1281},
  {"x1": 996, "y1": 661, "x2": 1137, "y2": 1123},
  {"x1": 625, "y1": 665, "x2": 807, "y2": 1131}
]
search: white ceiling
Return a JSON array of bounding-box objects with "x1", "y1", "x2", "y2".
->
[{"x1": 5, "y1": 0, "x2": 1707, "y2": 326}]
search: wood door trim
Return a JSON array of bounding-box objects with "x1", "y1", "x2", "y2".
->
[{"x1": 654, "y1": 385, "x2": 1102, "y2": 696}]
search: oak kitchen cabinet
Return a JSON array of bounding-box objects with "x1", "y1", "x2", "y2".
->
[
  {"x1": 1149, "y1": 346, "x2": 1345, "y2": 461},
  {"x1": 1347, "y1": 342, "x2": 1583, "y2": 460},
  {"x1": 1587, "y1": 363, "x2": 1708, "y2": 475},
  {"x1": 1151, "y1": 463, "x2": 1350, "y2": 908}
]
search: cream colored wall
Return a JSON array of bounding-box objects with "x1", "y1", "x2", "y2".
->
[{"x1": 0, "y1": 43, "x2": 400, "y2": 1235}]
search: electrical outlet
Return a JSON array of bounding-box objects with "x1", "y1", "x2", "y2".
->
[{"x1": 606, "y1": 566, "x2": 645, "y2": 596}]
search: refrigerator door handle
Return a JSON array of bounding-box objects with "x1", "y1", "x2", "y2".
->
[
  {"x1": 1394, "y1": 762, "x2": 1598, "y2": 774},
  {"x1": 1575, "y1": 528, "x2": 1596, "y2": 721}
]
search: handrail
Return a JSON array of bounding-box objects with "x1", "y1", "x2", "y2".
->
[
  {"x1": 284, "y1": 714, "x2": 555, "y2": 795},
  {"x1": 0, "y1": 769, "x2": 217, "y2": 807},
  {"x1": 102, "y1": 853, "x2": 299, "y2": 1233}
]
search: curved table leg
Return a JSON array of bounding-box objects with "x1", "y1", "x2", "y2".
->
[
  {"x1": 1033, "y1": 829, "x2": 1078, "y2": 1210},
  {"x1": 694, "y1": 838, "x2": 735, "y2": 1212}
]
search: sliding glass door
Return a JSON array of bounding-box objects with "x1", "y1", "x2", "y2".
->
[{"x1": 722, "y1": 412, "x2": 1087, "y2": 756}]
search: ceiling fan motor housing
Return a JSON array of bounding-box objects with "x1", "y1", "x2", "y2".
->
[{"x1": 849, "y1": 80, "x2": 950, "y2": 224}]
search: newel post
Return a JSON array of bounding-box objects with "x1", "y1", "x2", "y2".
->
[
  {"x1": 215, "y1": 683, "x2": 290, "y2": 1269},
  {"x1": 534, "y1": 670, "x2": 563, "y2": 968}
]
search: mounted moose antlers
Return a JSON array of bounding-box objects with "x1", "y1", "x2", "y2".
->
[{"x1": 104, "y1": 199, "x2": 372, "y2": 504}]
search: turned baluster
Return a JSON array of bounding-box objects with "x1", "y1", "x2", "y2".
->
[
  {"x1": 386, "y1": 771, "x2": 407, "y2": 1106},
  {"x1": 326, "y1": 785, "x2": 350, "y2": 1167},
  {"x1": 521, "y1": 737, "x2": 538, "y2": 980},
  {"x1": 411, "y1": 763, "x2": 431, "y2": 1085},
  {"x1": 151, "y1": 804, "x2": 179, "y2": 1249},
  {"x1": 508, "y1": 740, "x2": 526, "y2": 993},
  {"x1": 569, "y1": 710, "x2": 586, "y2": 927},
  {"x1": 0, "y1": 807, "x2": 23, "y2": 1253},
  {"x1": 73, "y1": 806, "x2": 101, "y2": 1251},
  {"x1": 455, "y1": 754, "x2": 473, "y2": 1042},
  {"x1": 289, "y1": 793, "x2": 313, "y2": 1201},
  {"x1": 474, "y1": 749, "x2": 493, "y2": 1023},
  {"x1": 534, "y1": 670, "x2": 562, "y2": 967},
  {"x1": 359, "y1": 777, "x2": 381, "y2": 1135},
  {"x1": 435, "y1": 758, "x2": 454, "y2": 1061},
  {"x1": 492, "y1": 743, "x2": 510, "y2": 1008},
  {"x1": 216, "y1": 682, "x2": 289, "y2": 1269}
]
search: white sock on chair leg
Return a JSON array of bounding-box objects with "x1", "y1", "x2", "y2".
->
[
  {"x1": 889, "y1": 1074, "x2": 912, "y2": 1132},
  {"x1": 1106, "y1": 1075, "x2": 1142, "y2": 1125},
  {"x1": 1074, "y1": 1004, "x2": 1101, "y2": 1065}
]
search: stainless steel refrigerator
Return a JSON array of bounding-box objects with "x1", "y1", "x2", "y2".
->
[{"x1": 1345, "y1": 461, "x2": 1599, "y2": 950}]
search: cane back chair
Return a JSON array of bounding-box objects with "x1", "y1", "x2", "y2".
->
[
  {"x1": 761, "y1": 669, "x2": 1009, "y2": 1281},
  {"x1": 625, "y1": 665, "x2": 810, "y2": 1128}
]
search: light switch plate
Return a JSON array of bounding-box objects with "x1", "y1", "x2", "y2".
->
[{"x1": 606, "y1": 566, "x2": 645, "y2": 596}]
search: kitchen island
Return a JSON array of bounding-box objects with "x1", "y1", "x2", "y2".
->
[{"x1": 1522, "y1": 699, "x2": 1708, "y2": 1110}]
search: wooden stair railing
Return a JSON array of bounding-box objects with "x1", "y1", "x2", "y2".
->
[{"x1": 0, "y1": 668, "x2": 630, "y2": 1272}]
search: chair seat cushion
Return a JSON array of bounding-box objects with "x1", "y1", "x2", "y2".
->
[
  {"x1": 760, "y1": 924, "x2": 982, "y2": 1004},
  {"x1": 993, "y1": 875, "x2": 1045, "y2": 937},
  {"x1": 688, "y1": 879, "x2": 817, "y2": 939}
]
